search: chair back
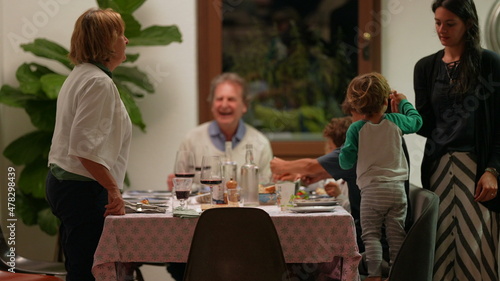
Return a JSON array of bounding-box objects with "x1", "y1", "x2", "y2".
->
[
  {"x1": 183, "y1": 207, "x2": 290, "y2": 281},
  {"x1": 0, "y1": 270, "x2": 63, "y2": 280},
  {"x1": 387, "y1": 185, "x2": 439, "y2": 281},
  {"x1": 0, "y1": 225, "x2": 66, "y2": 276}
]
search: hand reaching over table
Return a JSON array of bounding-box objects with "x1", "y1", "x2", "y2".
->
[
  {"x1": 324, "y1": 180, "x2": 342, "y2": 198},
  {"x1": 271, "y1": 157, "x2": 329, "y2": 184}
]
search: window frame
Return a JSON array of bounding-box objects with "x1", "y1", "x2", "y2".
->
[{"x1": 197, "y1": 0, "x2": 381, "y2": 159}]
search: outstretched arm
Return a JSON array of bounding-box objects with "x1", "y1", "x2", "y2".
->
[{"x1": 271, "y1": 157, "x2": 330, "y2": 184}]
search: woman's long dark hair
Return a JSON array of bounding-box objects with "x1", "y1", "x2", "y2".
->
[{"x1": 432, "y1": 0, "x2": 481, "y2": 94}]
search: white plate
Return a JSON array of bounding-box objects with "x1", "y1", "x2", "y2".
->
[
  {"x1": 288, "y1": 206, "x2": 336, "y2": 213},
  {"x1": 294, "y1": 198, "x2": 338, "y2": 207},
  {"x1": 124, "y1": 198, "x2": 169, "y2": 206},
  {"x1": 124, "y1": 190, "x2": 171, "y2": 198}
]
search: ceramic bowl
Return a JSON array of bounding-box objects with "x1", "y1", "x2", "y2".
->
[{"x1": 259, "y1": 193, "x2": 277, "y2": 205}]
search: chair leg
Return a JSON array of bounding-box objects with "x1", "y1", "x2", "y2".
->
[
  {"x1": 134, "y1": 263, "x2": 145, "y2": 281},
  {"x1": 339, "y1": 256, "x2": 343, "y2": 278},
  {"x1": 118, "y1": 262, "x2": 143, "y2": 281}
]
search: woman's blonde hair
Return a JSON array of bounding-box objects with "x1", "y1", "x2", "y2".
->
[
  {"x1": 346, "y1": 72, "x2": 391, "y2": 117},
  {"x1": 69, "y1": 8, "x2": 125, "y2": 65}
]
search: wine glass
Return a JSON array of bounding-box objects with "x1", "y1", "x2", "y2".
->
[
  {"x1": 173, "y1": 177, "x2": 193, "y2": 210},
  {"x1": 200, "y1": 155, "x2": 222, "y2": 205},
  {"x1": 174, "y1": 150, "x2": 195, "y2": 178}
]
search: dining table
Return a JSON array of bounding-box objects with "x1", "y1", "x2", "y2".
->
[{"x1": 92, "y1": 197, "x2": 361, "y2": 281}]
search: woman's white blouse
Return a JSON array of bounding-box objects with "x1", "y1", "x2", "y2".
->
[{"x1": 49, "y1": 63, "x2": 132, "y2": 189}]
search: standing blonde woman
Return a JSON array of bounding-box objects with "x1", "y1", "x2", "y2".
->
[
  {"x1": 46, "y1": 8, "x2": 131, "y2": 281},
  {"x1": 414, "y1": 0, "x2": 500, "y2": 280}
]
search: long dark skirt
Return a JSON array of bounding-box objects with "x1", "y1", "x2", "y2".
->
[{"x1": 430, "y1": 152, "x2": 499, "y2": 281}]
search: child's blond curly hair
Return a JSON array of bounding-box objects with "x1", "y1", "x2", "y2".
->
[{"x1": 345, "y1": 72, "x2": 391, "y2": 117}]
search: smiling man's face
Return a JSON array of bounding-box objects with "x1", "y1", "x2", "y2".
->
[{"x1": 211, "y1": 81, "x2": 247, "y2": 132}]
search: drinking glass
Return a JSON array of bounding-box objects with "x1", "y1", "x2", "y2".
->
[
  {"x1": 173, "y1": 177, "x2": 193, "y2": 210},
  {"x1": 200, "y1": 155, "x2": 222, "y2": 205},
  {"x1": 174, "y1": 150, "x2": 195, "y2": 178}
]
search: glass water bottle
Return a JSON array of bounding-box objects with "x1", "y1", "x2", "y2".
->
[{"x1": 241, "y1": 144, "x2": 259, "y2": 206}]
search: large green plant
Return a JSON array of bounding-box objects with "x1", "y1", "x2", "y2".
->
[{"x1": 0, "y1": 0, "x2": 181, "y2": 235}]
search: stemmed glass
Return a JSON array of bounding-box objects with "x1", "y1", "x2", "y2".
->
[
  {"x1": 174, "y1": 150, "x2": 195, "y2": 178},
  {"x1": 200, "y1": 155, "x2": 222, "y2": 205},
  {"x1": 173, "y1": 177, "x2": 193, "y2": 210},
  {"x1": 173, "y1": 151, "x2": 195, "y2": 210}
]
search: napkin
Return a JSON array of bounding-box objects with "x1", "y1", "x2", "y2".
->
[
  {"x1": 124, "y1": 201, "x2": 166, "y2": 213},
  {"x1": 172, "y1": 207, "x2": 200, "y2": 218}
]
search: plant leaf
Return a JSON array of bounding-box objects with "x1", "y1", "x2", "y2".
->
[
  {"x1": 38, "y1": 208, "x2": 60, "y2": 236},
  {"x1": 16, "y1": 63, "x2": 58, "y2": 97},
  {"x1": 15, "y1": 192, "x2": 46, "y2": 226},
  {"x1": 25, "y1": 100, "x2": 57, "y2": 131},
  {"x1": 97, "y1": 0, "x2": 146, "y2": 14},
  {"x1": 40, "y1": 74, "x2": 67, "y2": 99},
  {"x1": 21, "y1": 39, "x2": 72, "y2": 70},
  {"x1": 0, "y1": 85, "x2": 37, "y2": 108},
  {"x1": 17, "y1": 64, "x2": 43, "y2": 96},
  {"x1": 26, "y1": 62, "x2": 56, "y2": 76},
  {"x1": 113, "y1": 66, "x2": 154, "y2": 93},
  {"x1": 115, "y1": 81, "x2": 146, "y2": 131},
  {"x1": 128, "y1": 25, "x2": 182, "y2": 46},
  {"x1": 3, "y1": 131, "x2": 52, "y2": 165},
  {"x1": 19, "y1": 157, "x2": 50, "y2": 199},
  {"x1": 122, "y1": 14, "x2": 142, "y2": 38}
]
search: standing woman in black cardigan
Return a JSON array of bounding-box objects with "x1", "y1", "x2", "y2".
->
[{"x1": 414, "y1": 0, "x2": 500, "y2": 280}]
